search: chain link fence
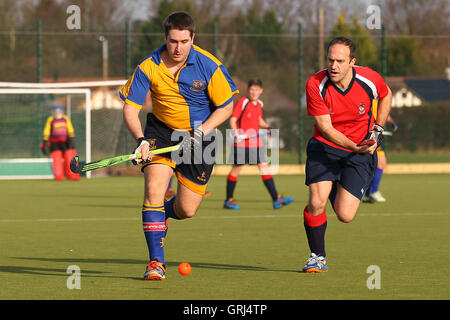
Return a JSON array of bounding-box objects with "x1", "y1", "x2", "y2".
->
[{"x1": 0, "y1": 29, "x2": 449, "y2": 163}]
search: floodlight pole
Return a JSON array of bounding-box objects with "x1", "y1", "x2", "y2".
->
[
  {"x1": 381, "y1": 24, "x2": 387, "y2": 78},
  {"x1": 36, "y1": 20, "x2": 42, "y2": 83},
  {"x1": 125, "y1": 21, "x2": 131, "y2": 78},
  {"x1": 297, "y1": 23, "x2": 303, "y2": 164},
  {"x1": 97, "y1": 35, "x2": 109, "y2": 80},
  {"x1": 213, "y1": 22, "x2": 218, "y2": 58}
]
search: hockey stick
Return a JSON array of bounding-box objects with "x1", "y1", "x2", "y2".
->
[
  {"x1": 70, "y1": 144, "x2": 181, "y2": 174},
  {"x1": 234, "y1": 131, "x2": 272, "y2": 143}
]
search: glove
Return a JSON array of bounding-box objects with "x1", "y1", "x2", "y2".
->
[
  {"x1": 235, "y1": 134, "x2": 248, "y2": 142},
  {"x1": 40, "y1": 140, "x2": 50, "y2": 155},
  {"x1": 391, "y1": 121, "x2": 399, "y2": 133},
  {"x1": 132, "y1": 137, "x2": 150, "y2": 165},
  {"x1": 180, "y1": 127, "x2": 203, "y2": 154},
  {"x1": 358, "y1": 123, "x2": 384, "y2": 147}
]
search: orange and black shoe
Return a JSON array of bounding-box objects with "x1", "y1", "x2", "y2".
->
[
  {"x1": 203, "y1": 191, "x2": 212, "y2": 198},
  {"x1": 144, "y1": 260, "x2": 166, "y2": 280},
  {"x1": 165, "y1": 188, "x2": 175, "y2": 201}
]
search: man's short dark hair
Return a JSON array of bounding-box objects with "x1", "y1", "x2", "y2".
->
[
  {"x1": 248, "y1": 79, "x2": 263, "y2": 88},
  {"x1": 163, "y1": 11, "x2": 195, "y2": 37},
  {"x1": 327, "y1": 36, "x2": 357, "y2": 60}
]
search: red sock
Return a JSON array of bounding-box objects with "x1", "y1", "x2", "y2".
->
[{"x1": 303, "y1": 206, "x2": 327, "y2": 227}]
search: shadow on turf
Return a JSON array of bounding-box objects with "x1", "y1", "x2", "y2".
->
[
  {"x1": 11, "y1": 257, "x2": 298, "y2": 275},
  {"x1": 0, "y1": 265, "x2": 108, "y2": 277}
]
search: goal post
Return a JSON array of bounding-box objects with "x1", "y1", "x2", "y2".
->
[{"x1": 0, "y1": 88, "x2": 91, "y2": 179}]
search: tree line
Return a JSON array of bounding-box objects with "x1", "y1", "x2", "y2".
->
[{"x1": 0, "y1": 0, "x2": 448, "y2": 101}]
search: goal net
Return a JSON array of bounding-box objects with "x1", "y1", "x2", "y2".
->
[{"x1": 0, "y1": 87, "x2": 91, "y2": 179}]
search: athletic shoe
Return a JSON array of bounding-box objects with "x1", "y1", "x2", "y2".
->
[
  {"x1": 273, "y1": 195, "x2": 294, "y2": 209},
  {"x1": 369, "y1": 190, "x2": 386, "y2": 203},
  {"x1": 361, "y1": 195, "x2": 374, "y2": 203},
  {"x1": 302, "y1": 253, "x2": 328, "y2": 273},
  {"x1": 223, "y1": 198, "x2": 240, "y2": 210},
  {"x1": 203, "y1": 191, "x2": 212, "y2": 197},
  {"x1": 144, "y1": 260, "x2": 166, "y2": 280},
  {"x1": 165, "y1": 188, "x2": 175, "y2": 201}
]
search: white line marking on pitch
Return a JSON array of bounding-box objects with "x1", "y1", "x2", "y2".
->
[{"x1": 0, "y1": 212, "x2": 448, "y2": 223}]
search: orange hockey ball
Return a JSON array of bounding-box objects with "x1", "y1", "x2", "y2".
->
[{"x1": 178, "y1": 262, "x2": 192, "y2": 276}]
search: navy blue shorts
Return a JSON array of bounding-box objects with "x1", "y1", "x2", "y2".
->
[{"x1": 305, "y1": 138, "x2": 377, "y2": 200}]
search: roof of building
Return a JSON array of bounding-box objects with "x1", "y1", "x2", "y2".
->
[{"x1": 403, "y1": 79, "x2": 450, "y2": 102}]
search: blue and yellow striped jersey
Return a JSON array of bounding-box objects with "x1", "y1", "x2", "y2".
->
[{"x1": 119, "y1": 44, "x2": 239, "y2": 131}]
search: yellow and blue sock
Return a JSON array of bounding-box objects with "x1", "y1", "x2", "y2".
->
[{"x1": 142, "y1": 204, "x2": 166, "y2": 264}]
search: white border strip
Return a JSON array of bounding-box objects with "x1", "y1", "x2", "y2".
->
[
  {"x1": 0, "y1": 175, "x2": 54, "y2": 180},
  {"x1": 0, "y1": 158, "x2": 52, "y2": 163},
  {"x1": 0, "y1": 80, "x2": 126, "y2": 89}
]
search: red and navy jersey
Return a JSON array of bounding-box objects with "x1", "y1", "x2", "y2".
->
[
  {"x1": 232, "y1": 97, "x2": 263, "y2": 147},
  {"x1": 306, "y1": 66, "x2": 389, "y2": 151}
]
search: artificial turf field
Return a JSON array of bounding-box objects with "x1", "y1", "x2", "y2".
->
[{"x1": 0, "y1": 174, "x2": 449, "y2": 300}]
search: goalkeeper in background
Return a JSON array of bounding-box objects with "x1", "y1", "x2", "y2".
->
[{"x1": 41, "y1": 106, "x2": 80, "y2": 181}]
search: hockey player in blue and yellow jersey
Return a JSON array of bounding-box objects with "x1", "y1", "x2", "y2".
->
[{"x1": 120, "y1": 12, "x2": 238, "y2": 280}]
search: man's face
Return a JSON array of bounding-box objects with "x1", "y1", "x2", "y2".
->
[
  {"x1": 327, "y1": 44, "x2": 355, "y2": 84},
  {"x1": 53, "y1": 109, "x2": 63, "y2": 119},
  {"x1": 248, "y1": 85, "x2": 263, "y2": 101},
  {"x1": 165, "y1": 29, "x2": 194, "y2": 64}
]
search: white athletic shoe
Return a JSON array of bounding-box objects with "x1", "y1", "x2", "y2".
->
[
  {"x1": 369, "y1": 191, "x2": 386, "y2": 203},
  {"x1": 302, "y1": 253, "x2": 328, "y2": 273}
]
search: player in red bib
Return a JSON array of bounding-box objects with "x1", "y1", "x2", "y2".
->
[
  {"x1": 224, "y1": 79, "x2": 294, "y2": 210},
  {"x1": 301, "y1": 37, "x2": 392, "y2": 272}
]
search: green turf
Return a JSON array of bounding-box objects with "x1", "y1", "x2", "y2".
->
[
  {"x1": 0, "y1": 174, "x2": 449, "y2": 300},
  {"x1": 278, "y1": 151, "x2": 450, "y2": 164}
]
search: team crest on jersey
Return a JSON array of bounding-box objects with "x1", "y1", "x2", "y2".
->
[
  {"x1": 358, "y1": 103, "x2": 366, "y2": 115},
  {"x1": 190, "y1": 80, "x2": 207, "y2": 92}
]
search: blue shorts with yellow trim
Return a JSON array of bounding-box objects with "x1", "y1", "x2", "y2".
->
[{"x1": 142, "y1": 113, "x2": 216, "y2": 195}]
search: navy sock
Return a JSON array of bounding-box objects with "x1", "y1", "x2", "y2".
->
[
  {"x1": 262, "y1": 175, "x2": 278, "y2": 201},
  {"x1": 142, "y1": 204, "x2": 166, "y2": 264},
  {"x1": 226, "y1": 174, "x2": 237, "y2": 200},
  {"x1": 303, "y1": 207, "x2": 327, "y2": 257}
]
